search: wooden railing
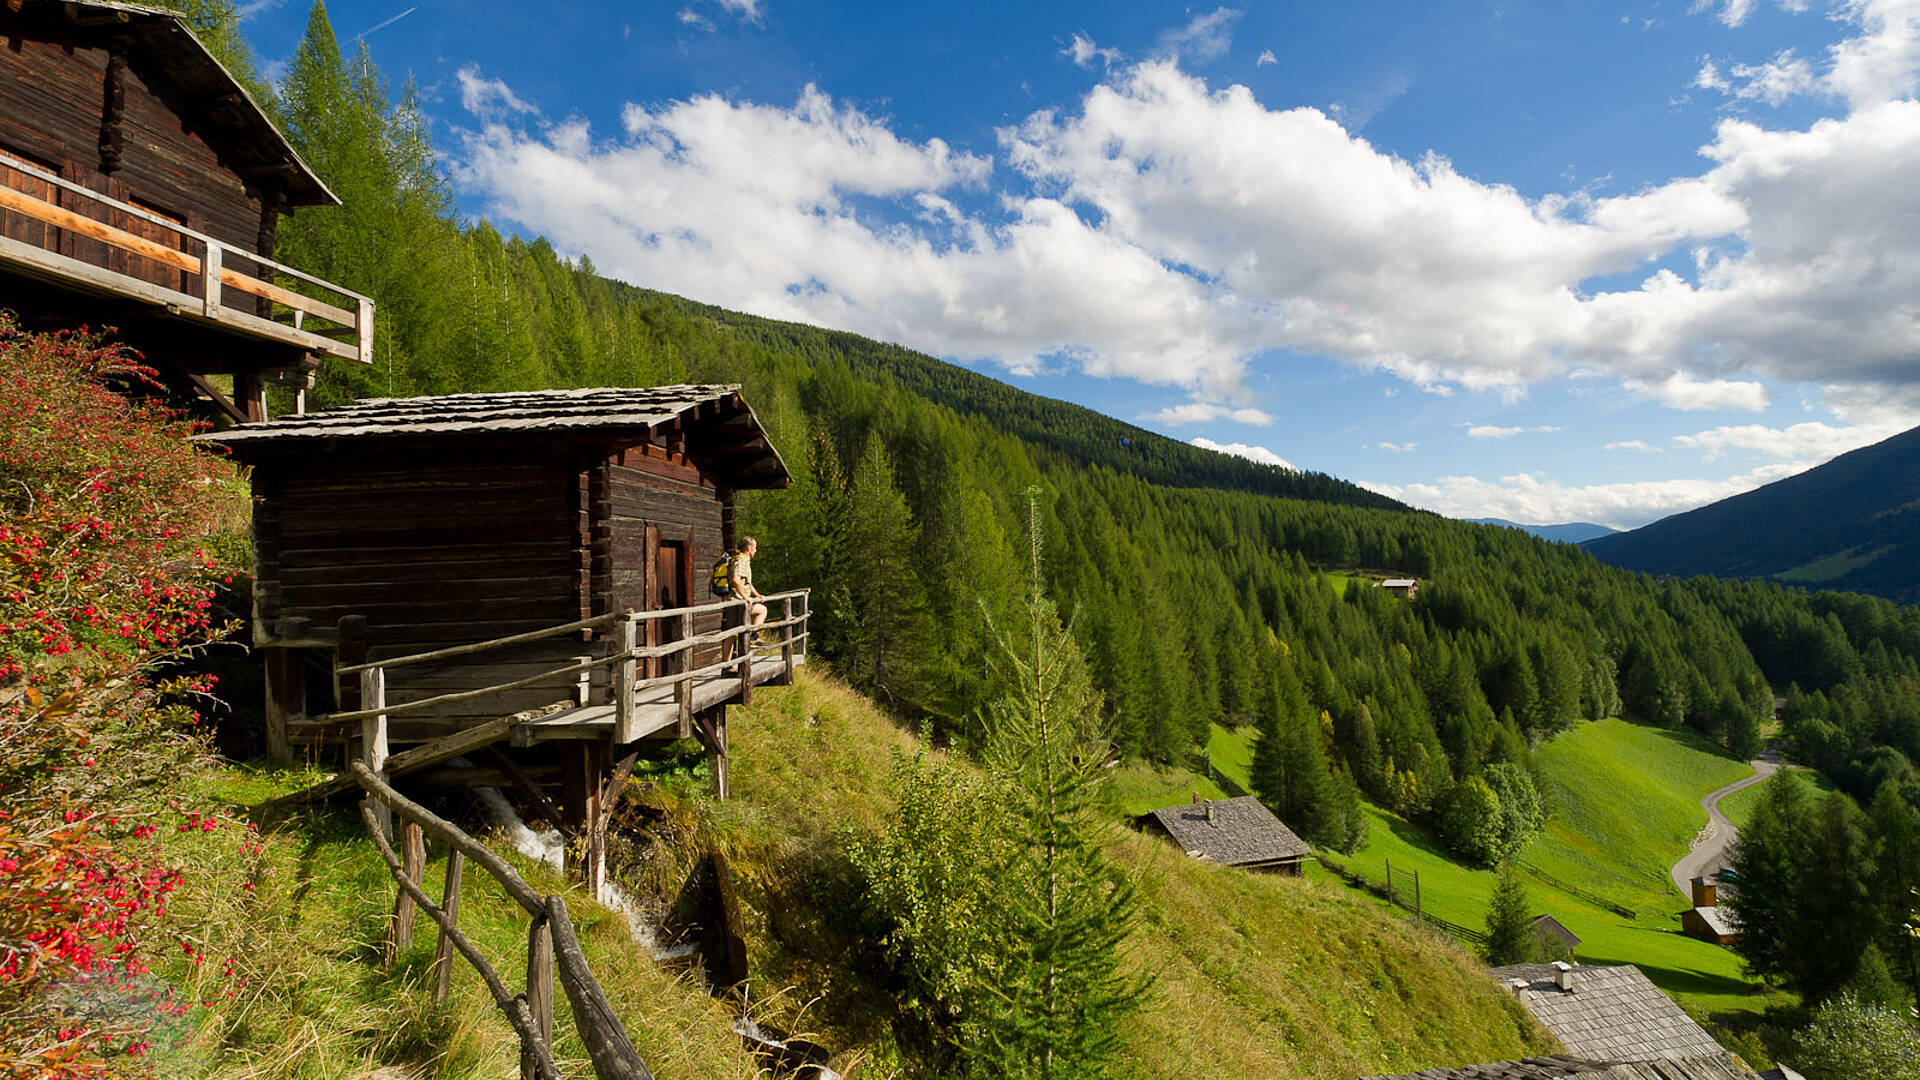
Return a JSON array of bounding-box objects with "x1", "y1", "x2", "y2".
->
[
  {"x1": 0, "y1": 152, "x2": 373, "y2": 363},
  {"x1": 353, "y1": 762, "x2": 655, "y2": 1080},
  {"x1": 330, "y1": 589, "x2": 810, "y2": 743}
]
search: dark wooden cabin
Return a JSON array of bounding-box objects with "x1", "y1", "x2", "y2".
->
[
  {"x1": 1, "y1": 0, "x2": 371, "y2": 420},
  {"x1": 195, "y1": 386, "x2": 807, "y2": 894}
]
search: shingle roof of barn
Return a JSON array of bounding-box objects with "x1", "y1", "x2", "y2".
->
[
  {"x1": 1144, "y1": 795, "x2": 1312, "y2": 866},
  {"x1": 194, "y1": 386, "x2": 789, "y2": 487},
  {"x1": 1350, "y1": 1052, "x2": 1759, "y2": 1080},
  {"x1": 1691, "y1": 906, "x2": 1741, "y2": 937},
  {"x1": 1488, "y1": 964, "x2": 1727, "y2": 1064}
]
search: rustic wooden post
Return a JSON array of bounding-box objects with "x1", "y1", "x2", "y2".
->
[
  {"x1": 522, "y1": 916, "x2": 555, "y2": 1080},
  {"x1": 674, "y1": 612, "x2": 692, "y2": 739},
  {"x1": 736, "y1": 601, "x2": 754, "y2": 708},
  {"x1": 360, "y1": 664, "x2": 390, "y2": 841},
  {"x1": 613, "y1": 613, "x2": 636, "y2": 743},
  {"x1": 389, "y1": 820, "x2": 424, "y2": 961},
  {"x1": 201, "y1": 239, "x2": 222, "y2": 318},
  {"x1": 573, "y1": 654, "x2": 592, "y2": 706},
  {"x1": 262, "y1": 646, "x2": 301, "y2": 760},
  {"x1": 775, "y1": 596, "x2": 795, "y2": 686},
  {"x1": 432, "y1": 850, "x2": 465, "y2": 1004},
  {"x1": 697, "y1": 708, "x2": 730, "y2": 801}
]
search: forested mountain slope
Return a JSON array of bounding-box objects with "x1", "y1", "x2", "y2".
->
[
  {"x1": 1586, "y1": 423, "x2": 1920, "y2": 604},
  {"x1": 153, "y1": 2, "x2": 1920, "y2": 1013}
]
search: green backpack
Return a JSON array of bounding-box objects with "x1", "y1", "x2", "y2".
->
[{"x1": 710, "y1": 553, "x2": 735, "y2": 598}]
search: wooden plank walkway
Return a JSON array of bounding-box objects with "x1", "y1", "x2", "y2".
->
[{"x1": 511, "y1": 653, "x2": 798, "y2": 746}]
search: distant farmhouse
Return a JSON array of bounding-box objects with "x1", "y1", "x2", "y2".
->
[
  {"x1": 1140, "y1": 795, "x2": 1313, "y2": 875},
  {"x1": 1378, "y1": 578, "x2": 1420, "y2": 599},
  {"x1": 1681, "y1": 875, "x2": 1742, "y2": 945}
]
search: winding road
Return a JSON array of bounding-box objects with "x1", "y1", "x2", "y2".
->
[{"x1": 1669, "y1": 749, "x2": 1781, "y2": 898}]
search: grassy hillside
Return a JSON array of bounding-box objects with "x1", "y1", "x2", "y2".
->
[
  {"x1": 135, "y1": 768, "x2": 762, "y2": 1079},
  {"x1": 722, "y1": 671, "x2": 1554, "y2": 1078},
  {"x1": 1201, "y1": 721, "x2": 1788, "y2": 1021}
]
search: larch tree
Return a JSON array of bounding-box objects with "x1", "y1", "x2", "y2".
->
[{"x1": 969, "y1": 493, "x2": 1144, "y2": 1080}]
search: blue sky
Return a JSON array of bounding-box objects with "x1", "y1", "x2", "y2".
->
[{"x1": 237, "y1": 1, "x2": 1920, "y2": 528}]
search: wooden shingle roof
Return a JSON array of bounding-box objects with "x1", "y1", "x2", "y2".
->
[
  {"x1": 1488, "y1": 965, "x2": 1727, "y2": 1064},
  {"x1": 1352, "y1": 1052, "x2": 1759, "y2": 1080},
  {"x1": 1143, "y1": 796, "x2": 1312, "y2": 867},
  {"x1": 195, "y1": 386, "x2": 790, "y2": 487},
  {"x1": 1690, "y1": 907, "x2": 1741, "y2": 937}
]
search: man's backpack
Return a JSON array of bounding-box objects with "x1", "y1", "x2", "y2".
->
[{"x1": 710, "y1": 553, "x2": 735, "y2": 597}]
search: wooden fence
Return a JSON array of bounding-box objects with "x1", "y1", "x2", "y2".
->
[
  {"x1": 353, "y1": 761, "x2": 654, "y2": 1080},
  {"x1": 1317, "y1": 854, "x2": 1487, "y2": 946}
]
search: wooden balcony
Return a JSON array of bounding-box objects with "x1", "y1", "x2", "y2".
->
[{"x1": 0, "y1": 151, "x2": 371, "y2": 366}]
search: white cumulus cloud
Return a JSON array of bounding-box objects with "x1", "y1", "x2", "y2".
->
[
  {"x1": 1467, "y1": 424, "x2": 1561, "y2": 439},
  {"x1": 1364, "y1": 461, "x2": 1814, "y2": 530},
  {"x1": 1142, "y1": 402, "x2": 1274, "y2": 425},
  {"x1": 1064, "y1": 32, "x2": 1123, "y2": 69},
  {"x1": 1192, "y1": 437, "x2": 1296, "y2": 470},
  {"x1": 451, "y1": 6, "x2": 1920, "y2": 414}
]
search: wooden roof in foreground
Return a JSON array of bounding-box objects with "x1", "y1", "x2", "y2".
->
[
  {"x1": 1488, "y1": 964, "x2": 1727, "y2": 1065},
  {"x1": 9, "y1": 0, "x2": 335, "y2": 206},
  {"x1": 1143, "y1": 795, "x2": 1312, "y2": 866},
  {"x1": 196, "y1": 386, "x2": 790, "y2": 488},
  {"x1": 1351, "y1": 1052, "x2": 1759, "y2": 1080}
]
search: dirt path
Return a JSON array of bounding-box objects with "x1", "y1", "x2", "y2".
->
[{"x1": 1669, "y1": 750, "x2": 1781, "y2": 898}]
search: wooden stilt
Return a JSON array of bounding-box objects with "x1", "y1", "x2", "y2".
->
[
  {"x1": 262, "y1": 646, "x2": 301, "y2": 760},
  {"x1": 433, "y1": 850, "x2": 465, "y2": 1004},
  {"x1": 389, "y1": 820, "x2": 424, "y2": 961},
  {"x1": 522, "y1": 916, "x2": 554, "y2": 1080},
  {"x1": 558, "y1": 740, "x2": 608, "y2": 900},
  {"x1": 697, "y1": 707, "x2": 730, "y2": 801}
]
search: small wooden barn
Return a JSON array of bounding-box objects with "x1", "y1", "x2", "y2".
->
[
  {"x1": 1140, "y1": 795, "x2": 1314, "y2": 874},
  {"x1": 1, "y1": 0, "x2": 371, "y2": 419},
  {"x1": 195, "y1": 386, "x2": 807, "y2": 894},
  {"x1": 1526, "y1": 914, "x2": 1580, "y2": 961}
]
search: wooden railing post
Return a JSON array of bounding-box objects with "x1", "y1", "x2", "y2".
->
[
  {"x1": 613, "y1": 613, "x2": 636, "y2": 743},
  {"x1": 201, "y1": 239, "x2": 222, "y2": 318},
  {"x1": 357, "y1": 297, "x2": 375, "y2": 364},
  {"x1": 674, "y1": 612, "x2": 692, "y2": 739},
  {"x1": 389, "y1": 820, "x2": 424, "y2": 961},
  {"x1": 736, "y1": 600, "x2": 754, "y2": 707},
  {"x1": 523, "y1": 916, "x2": 555, "y2": 1080},
  {"x1": 776, "y1": 596, "x2": 795, "y2": 686},
  {"x1": 361, "y1": 664, "x2": 390, "y2": 841},
  {"x1": 433, "y1": 850, "x2": 465, "y2": 1004}
]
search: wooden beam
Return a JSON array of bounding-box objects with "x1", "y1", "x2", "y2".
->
[
  {"x1": 480, "y1": 746, "x2": 566, "y2": 834},
  {"x1": 389, "y1": 821, "x2": 425, "y2": 961},
  {"x1": 261, "y1": 646, "x2": 301, "y2": 760},
  {"x1": 175, "y1": 368, "x2": 246, "y2": 424}
]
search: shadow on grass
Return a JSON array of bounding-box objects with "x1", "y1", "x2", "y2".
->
[
  {"x1": 1578, "y1": 930, "x2": 1760, "y2": 1000},
  {"x1": 1379, "y1": 808, "x2": 1456, "y2": 862}
]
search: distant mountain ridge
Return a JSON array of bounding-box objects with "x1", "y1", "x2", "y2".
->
[
  {"x1": 1585, "y1": 423, "x2": 1920, "y2": 604},
  {"x1": 1467, "y1": 519, "x2": 1620, "y2": 544}
]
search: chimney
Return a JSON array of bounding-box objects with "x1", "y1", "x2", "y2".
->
[
  {"x1": 1508, "y1": 978, "x2": 1529, "y2": 996},
  {"x1": 1552, "y1": 961, "x2": 1575, "y2": 992},
  {"x1": 1204, "y1": 799, "x2": 1216, "y2": 825},
  {"x1": 1691, "y1": 875, "x2": 1717, "y2": 907}
]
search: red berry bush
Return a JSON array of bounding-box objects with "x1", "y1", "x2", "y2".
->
[{"x1": 0, "y1": 313, "x2": 247, "y2": 1077}]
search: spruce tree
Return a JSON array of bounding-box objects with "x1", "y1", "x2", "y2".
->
[
  {"x1": 1483, "y1": 866, "x2": 1537, "y2": 966},
  {"x1": 970, "y1": 494, "x2": 1143, "y2": 1080}
]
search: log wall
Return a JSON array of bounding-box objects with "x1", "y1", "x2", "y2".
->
[
  {"x1": 255, "y1": 454, "x2": 585, "y2": 742},
  {"x1": 0, "y1": 32, "x2": 267, "y2": 260},
  {"x1": 602, "y1": 446, "x2": 729, "y2": 669}
]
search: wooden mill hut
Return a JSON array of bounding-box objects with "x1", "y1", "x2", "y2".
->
[
  {"x1": 195, "y1": 386, "x2": 807, "y2": 894},
  {"x1": 1, "y1": 0, "x2": 371, "y2": 419}
]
